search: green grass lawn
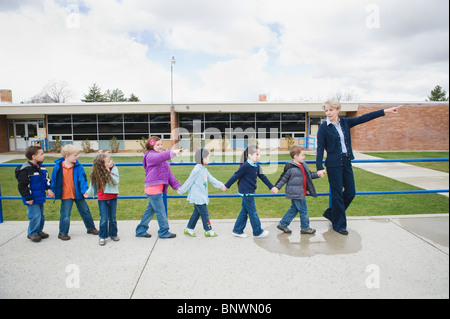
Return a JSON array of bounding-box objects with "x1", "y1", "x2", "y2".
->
[{"x1": 1, "y1": 152, "x2": 448, "y2": 221}]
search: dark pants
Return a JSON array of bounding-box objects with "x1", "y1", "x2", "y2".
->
[{"x1": 324, "y1": 155, "x2": 356, "y2": 231}]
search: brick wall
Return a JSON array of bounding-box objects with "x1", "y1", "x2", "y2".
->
[
  {"x1": 349, "y1": 104, "x2": 449, "y2": 151},
  {"x1": 0, "y1": 90, "x2": 12, "y2": 152},
  {"x1": 0, "y1": 115, "x2": 8, "y2": 153},
  {"x1": 0, "y1": 90, "x2": 12, "y2": 103}
]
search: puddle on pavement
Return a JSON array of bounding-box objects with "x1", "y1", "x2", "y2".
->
[{"x1": 254, "y1": 221, "x2": 362, "y2": 257}]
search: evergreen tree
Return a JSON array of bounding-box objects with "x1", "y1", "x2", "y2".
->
[
  {"x1": 426, "y1": 85, "x2": 449, "y2": 101},
  {"x1": 82, "y1": 83, "x2": 105, "y2": 102},
  {"x1": 82, "y1": 84, "x2": 140, "y2": 102},
  {"x1": 104, "y1": 88, "x2": 127, "y2": 102},
  {"x1": 128, "y1": 93, "x2": 140, "y2": 102}
]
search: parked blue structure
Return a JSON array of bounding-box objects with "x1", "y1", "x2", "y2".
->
[{"x1": 1, "y1": 158, "x2": 448, "y2": 223}]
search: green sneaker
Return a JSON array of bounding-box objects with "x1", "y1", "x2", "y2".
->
[
  {"x1": 205, "y1": 230, "x2": 218, "y2": 237},
  {"x1": 184, "y1": 228, "x2": 196, "y2": 237}
]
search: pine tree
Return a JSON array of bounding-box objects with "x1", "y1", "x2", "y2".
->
[
  {"x1": 426, "y1": 85, "x2": 449, "y2": 101},
  {"x1": 104, "y1": 89, "x2": 127, "y2": 102},
  {"x1": 128, "y1": 93, "x2": 140, "y2": 102},
  {"x1": 82, "y1": 83, "x2": 106, "y2": 102}
]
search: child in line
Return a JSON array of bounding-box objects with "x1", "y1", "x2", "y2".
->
[
  {"x1": 274, "y1": 145, "x2": 325, "y2": 234},
  {"x1": 87, "y1": 154, "x2": 120, "y2": 246},
  {"x1": 136, "y1": 137, "x2": 182, "y2": 239},
  {"x1": 16, "y1": 146, "x2": 55, "y2": 242},
  {"x1": 177, "y1": 148, "x2": 227, "y2": 237},
  {"x1": 50, "y1": 144, "x2": 98, "y2": 240},
  {"x1": 224, "y1": 145, "x2": 278, "y2": 238}
]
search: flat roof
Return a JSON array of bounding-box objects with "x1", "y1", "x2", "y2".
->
[{"x1": 0, "y1": 101, "x2": 447, "y2": 116}]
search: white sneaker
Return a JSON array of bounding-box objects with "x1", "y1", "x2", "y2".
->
[
  {"x1": 99, "y1": 238, "x2": 106, "y2": 246},
  {"x1": 254, "y1": 230, "x2": 269, "y2": 238},
  {"x1": 232, "y1": 232, "x2": 248, "y2": 238}
]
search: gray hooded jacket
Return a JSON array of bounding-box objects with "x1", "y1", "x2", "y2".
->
[{"x1": 275, "y1": 161, "x2": 319, "y2": 199}]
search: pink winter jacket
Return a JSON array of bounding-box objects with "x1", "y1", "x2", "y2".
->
[{"x1": 143, "y1": 150, "x2": 181, "y2": 193}]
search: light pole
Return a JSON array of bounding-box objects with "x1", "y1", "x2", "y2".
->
[{"x1": 170, "y1": 56, "x2": 177, "y2": 146}]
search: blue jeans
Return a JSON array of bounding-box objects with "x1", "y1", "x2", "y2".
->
[
  {"x1": 136, "y1": 194, "x2": 172, "y2": 238},
  {"x1": 98, "y1": 198, "x2": 118, "y2": 239},
  {"x1": 233, "y1": 195, "x2": 263, "y2": 236},
  {"x1": 27, "y1": 203, "x2": 45, "y2": 236},
  {"x1": 187, "y1": 204, "x2": 212, "y2": 231},
  {"x1": 59, "y1": 198, "x2": 96, "y2": 235},
  {"x1": 325, "y1": 155, "x2": 356, "y2": 231},
  {"x1": 280, "y1": 199, "x2": 310, "y2": 230}
]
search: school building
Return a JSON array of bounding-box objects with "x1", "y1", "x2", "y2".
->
[{"x1": 0, "y1": 89, "x2": 448, "y2": 153}]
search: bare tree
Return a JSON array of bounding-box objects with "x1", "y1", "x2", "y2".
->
[{"x1": 29, "y1": 80, "x2": 73, "y2": 103}]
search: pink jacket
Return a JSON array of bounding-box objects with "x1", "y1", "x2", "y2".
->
[{"x1": 143, "y1": 150, "x2": 180, "y2": 193}]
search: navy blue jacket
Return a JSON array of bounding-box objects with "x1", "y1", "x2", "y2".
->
[
  {"x1": 225, "y1": 161, "x2": 274, "y2": 194},
  {"x1": 50, "y1": 158, "x2": 89, "y2": 200},
  {"x1": 316, "y1": 109, "x2": 385, "y2": 170},
  {"x1": 16, "y1": 161, "x2": 50, "y2": 205}
]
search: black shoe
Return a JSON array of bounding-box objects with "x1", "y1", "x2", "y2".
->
[
  {"x1": 162, "y1": 233, "x2": 176, "y2": 239},
  {"x1": 335, "y1": 229, "x2": 348, "y2": 235},
  {"x1": 277, "y1": 223, "x2": 292, "y2": 234},
  {"x1": 137, "y1": 233, "x2": 152, "y2": 238}
]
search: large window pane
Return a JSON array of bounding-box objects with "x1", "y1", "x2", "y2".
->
[
  {"x1": 99, "y1": 123, "x2": 123, "y2": 134},
  {"x1": 282, "y1": 122, "x2": 306, "y2": 132},
  {"x1": 150, "y1": 122, "x2": 171, "y2": 134},
  {"x1": 125, "y1": 123, "x2": 148, "y2": 133},
  {"x1": 73, "y1": 124, "x2": 97, "y2": 134},
  {"x1": 179, "y1": 113, "x2": 203, "y2": 121},
  {"x1": 256, "y1": 113, "x2": 280, "y2": 121},
  {"x1": 231, "y1": 113, "x2": 255, "y2": 121},
  {"x1": 98, "y1": 114, "x2": 123, "y2": 123},
  {"x1": 48, "y1": 115, "x2": 71, "y2": 123},
  {"x1": 150, "y1": 114, "x2": 170, "y2": 122},
  {"x1": 282, "y1": 113, "x2": 305, "y2": 121},
  {"x1": 124, "y1": 114, "x2": 149, "y2": 123},
  {"x1": 73, "y1": 115, "x2": 97, "y2": 123},
  {"x1": 205, "y1": 113, "x2": 230, "y2": 122},
  {"x1": 48, "y1": 123, "x2": 72, "y2": 134}
]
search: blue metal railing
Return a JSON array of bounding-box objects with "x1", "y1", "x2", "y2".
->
[{"x1": 1, "y1": 158, "x2": 448, "y2": 223}]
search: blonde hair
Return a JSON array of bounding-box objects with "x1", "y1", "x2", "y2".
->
[
  {"x1": 61, "y1": 144, "x2": 80, "y2": 157},
  {"x1": 322, "y1": 98, "x2": 341, "y2": 111}
]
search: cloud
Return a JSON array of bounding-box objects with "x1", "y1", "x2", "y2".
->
[{"x1": 0, "y1": 0, "x2": 448, "y2": 103}]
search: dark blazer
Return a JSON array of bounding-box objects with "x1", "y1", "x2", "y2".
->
[{"x1": 316, "y1": 109, "x2": 385, "y2": 170}]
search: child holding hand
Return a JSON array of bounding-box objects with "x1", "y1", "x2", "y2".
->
[
  {"x1": 275, "y1": 145, "x2": 325, "y2": 235},
  {"x1": 224, "y1": 145, "x2": 277, "y2": 238},
  {"x1": 135, "y1": 137, "x2": 182, "y2": 239},
  {"x1": 51, "y1": 144, "x2": 98, "y2": 240},
  {"x1": 16, "y1": 146, "x2": 54, "y2": 242},
  {"x1": 177, "y1": 148, "x2": 226, "y2": 237},
  {"x1": 87, "y1": 154, "x2": 120, "y2": 246}
]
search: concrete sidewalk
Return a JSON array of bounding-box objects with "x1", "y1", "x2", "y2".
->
[
  {"x1": 0, "y1": 215, "x2": 448, "y2": 299},
  {"x1": 352, "y1": 152, "x2": 449, "y2": 197}
]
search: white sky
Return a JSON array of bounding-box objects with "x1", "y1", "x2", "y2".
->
[{"x1": 0, "y1": 0, "x2": 448, "y2": 103}]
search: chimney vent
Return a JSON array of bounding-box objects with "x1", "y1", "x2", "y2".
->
[{"x1": 0, "y1": 89, "x2": 12, "y2": 103}]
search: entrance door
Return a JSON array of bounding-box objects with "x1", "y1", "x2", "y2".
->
[{"x1": 14, "y1": 122, "x2": 39, "y2": 151}]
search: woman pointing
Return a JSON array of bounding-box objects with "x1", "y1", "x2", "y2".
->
[{"x1": 316, "y1": 99, "x2": 402, "y2": 235}]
